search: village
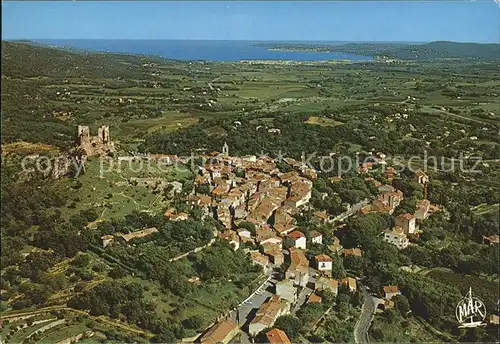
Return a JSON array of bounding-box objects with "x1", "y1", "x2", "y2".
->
[{"x1": 81, "y1": 126, "x2": 455, "y2": 344}]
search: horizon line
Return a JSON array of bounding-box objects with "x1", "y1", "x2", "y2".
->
[{"x1": 5, "y1": 38, "x2": 500, "y2": 44}]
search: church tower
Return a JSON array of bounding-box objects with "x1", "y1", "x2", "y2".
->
[{"x1": 222, "y1": 142, "x2": 229, "y2": 157}]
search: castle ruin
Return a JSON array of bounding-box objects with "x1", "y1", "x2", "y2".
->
[{"x1": 77, "y1": 125, "x2": 115, "y2": 156}]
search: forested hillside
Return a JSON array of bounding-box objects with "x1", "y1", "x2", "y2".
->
[{"x1": 258, "y1": 41, "x2": 500, "y2": 60}]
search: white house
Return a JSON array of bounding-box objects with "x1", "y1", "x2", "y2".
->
[
  {"x1": 395, "y1": 213, "x2": 416, "y2": 234},
  {"x1": 383, "y1": 228, "x2": 409, "y2": 250},
  {"x1": 414, "y1": 199, "x2": 430, "y2": 220},
  {"x1": 285, "y1": 231, "x2": 306, "y2": 250},
  {"x1": 275, "y1": 279, "x2": 297, "y2": 303},
  {"x1": 315, "y1": 254, "x2": 333, "y2": 273},
  {"x1": 383, "y1": 285, "x2": 400, "y2": 300},
  {"x1": 310, "y1": 230, "x2": 323, "y2": 244},
  {"x1": 415, "y1": 170, "x2": 429, "y2": 185},
  {"x1": 237, "y1": 228, "x2": 252, "y2": 239}
]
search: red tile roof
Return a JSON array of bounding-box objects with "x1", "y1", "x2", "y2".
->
[
  {"x1": 307, "y1": 293, "x2": 322, "y2": 304},
  {"x1": 200, "y1": 319, "x2": 238, "y2": 344},
  {"x1": 310, "y1": 230, "x2": 322, "y2": 238},
  {"x1": 315, "y1": 254, "x2": 333, "y2": 262},
  {"x1": 343, "y1": 248, "x2": 362, "y2": 257},
  {"x1": 287, "y1": 230, "x2": 305, "y2": 240},
  {"x1": 383, "y1": 285, "x2": 399, "y2": 294},
  {"x1": 265, "y1": 328, "x2": 291, "y2": 344},
  {"x1": 397, "y1": 213, "x2": 415, "y2": 221}
]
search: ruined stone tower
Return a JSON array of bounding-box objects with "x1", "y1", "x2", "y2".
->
[
  {"x1": 75, "y1": 125, "x2": 115, "y2": 156},
  {"x1": 77, "y1": 125, "x2": 90, "y2": 145},
  {"x1": 222, "y1": 142, "x2": 229, "y2": 157},
  {"x1": 98, "y1": 125, "x2": 110, "y2": 144}
]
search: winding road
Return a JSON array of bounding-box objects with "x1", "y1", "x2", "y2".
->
[{"x1": 353, "y1": 285, "x2": 375, "y2": 344}]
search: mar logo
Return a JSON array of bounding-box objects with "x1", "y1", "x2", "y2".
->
[{"x1": 456, "y1": 288, "x2": 487, "y2": 328}]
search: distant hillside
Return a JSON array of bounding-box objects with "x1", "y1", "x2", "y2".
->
[
  {"x1": 257, "y1": 41, "x2": 500, "y2": 60},
  {"x1": 2, "y1": 41, "x2": 168, "y2": 78},
  {"x1": 385, "y1": 41, "x2": 500, "y2": 60},
  {"x1": 1, "y1": 42, "x2": 167, "y2": 147}
]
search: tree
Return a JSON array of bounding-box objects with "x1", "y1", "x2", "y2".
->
[
  {"x1": 72, "y1": 253, "x2": 91, "y2": 267},
  {"x1": 330, "y1": 256, "x2": 346, "y2": 279},
  {"x1": 238, "y1": 221, "x2": 256, "y2": 235},
  {"x1": 182, "y1": 315, "x2": 204, "y2": 330},
  {"x1": 343, "y1": 255, "x2": 364, "y2": 275},
  {"x1": 109, "y1": 267, "x2": 127, "y2": 279},
  {"x1": 0, "y1": 301, "x2": 9, "y2": 312},
  {"x1": 152, "y1": 330, "x2": 176, "y2": 343},
  {"x1": 394, "y1": 295, "x2": 410, "y2": 317},
  {"x1": 195, "y1": 183, "x2": 211, "y2": 195},
  {"x1": 274, "y1": 315, "x2": 303, "y2": 340},
  {"x1": 40, "y1": 272, "x2": 68, "y2": 291}
]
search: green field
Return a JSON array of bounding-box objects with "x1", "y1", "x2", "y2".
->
[
  {"x1": 117, "y1": 111, "x2": 199, "y2": 138},
  {"x1": 57, "y1": 158, "x2": 192, "y2": 222},
  {"x1": 305, "y1": 116, "x2": 344, "y2": 127}
]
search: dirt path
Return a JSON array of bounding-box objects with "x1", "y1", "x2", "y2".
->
[{"x1": 168, "y1": 230, "x2": 217, "y2": 262}]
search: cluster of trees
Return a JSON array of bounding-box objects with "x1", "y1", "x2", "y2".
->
[
  {"x1": 311, "y1": 175, "x2": 379, "y2": 215},
  {"x1": 96, "y1": 211, "x2": 214, "y2": 249},
  {"x1": 1, "y1": 163, "x2": 68, "y2": 236},
  {"x1": 91, "y1": 212, "x2": 216, "y2": 284},
  {"x1": 1, "y1": 162, "x2": 103, "y2": 308},
  {"x1": 0, "y1": 249, "x2": 104, "y2": 309},
  {"x1": 1, "y1": 77, "x2": 75, "y2": 147},
  {"x1": 2, "y1": 251, "x2": 67, "y2": 308},
  {"x1": 140, "y1": 111, "x2": 344, "y2": 159},
  {"x1": 318, "y1": 291, "x2": 361, "y2": 343},
  {"x1": 68, "y1": 280, "x2": 182, "y2": 342},
  {"x1": 370, "y1": 295, "x2": 423, "y2": 342},
  {"x1": 106, "y1": 237, "x2": 260, "y2": 299},
  {"x1": 428, "y1": 269, "x2": 499, "y2": 314},
  {"x1": 401, "y1": 213, "x2": 499, "y2": 276}
]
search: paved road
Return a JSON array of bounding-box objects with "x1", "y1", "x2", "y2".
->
[
  {"x1": 432, "y1": 107, "x2": 493, "y2": 126},
  {"x1": 353, "y1": 285, "x2": 375, "y2": 344},
  {"x1": 333, "y1": 198, "x2": 371, "y2": 222},
  {"x1": 228, "y1": 276, "x2": 274, "y2": 344},
  {"x1": 229, "y1": 279, "x2": 274, "y2": 324},
  {"x1": 292, "y1": 286, "x2": 313, "y2": 314}
]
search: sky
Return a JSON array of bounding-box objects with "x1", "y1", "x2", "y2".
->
[{"x1": 2, "y1": 1, "x2": 500, "y2": 43}]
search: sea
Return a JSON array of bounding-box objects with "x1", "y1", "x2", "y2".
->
[{"x1": 33, "y1": 39, "x2": 374, "y2": 62}]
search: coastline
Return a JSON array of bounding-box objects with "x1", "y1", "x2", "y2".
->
[{"x1": 26, "y1": 39, "x2": 375, "y2": 63}]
